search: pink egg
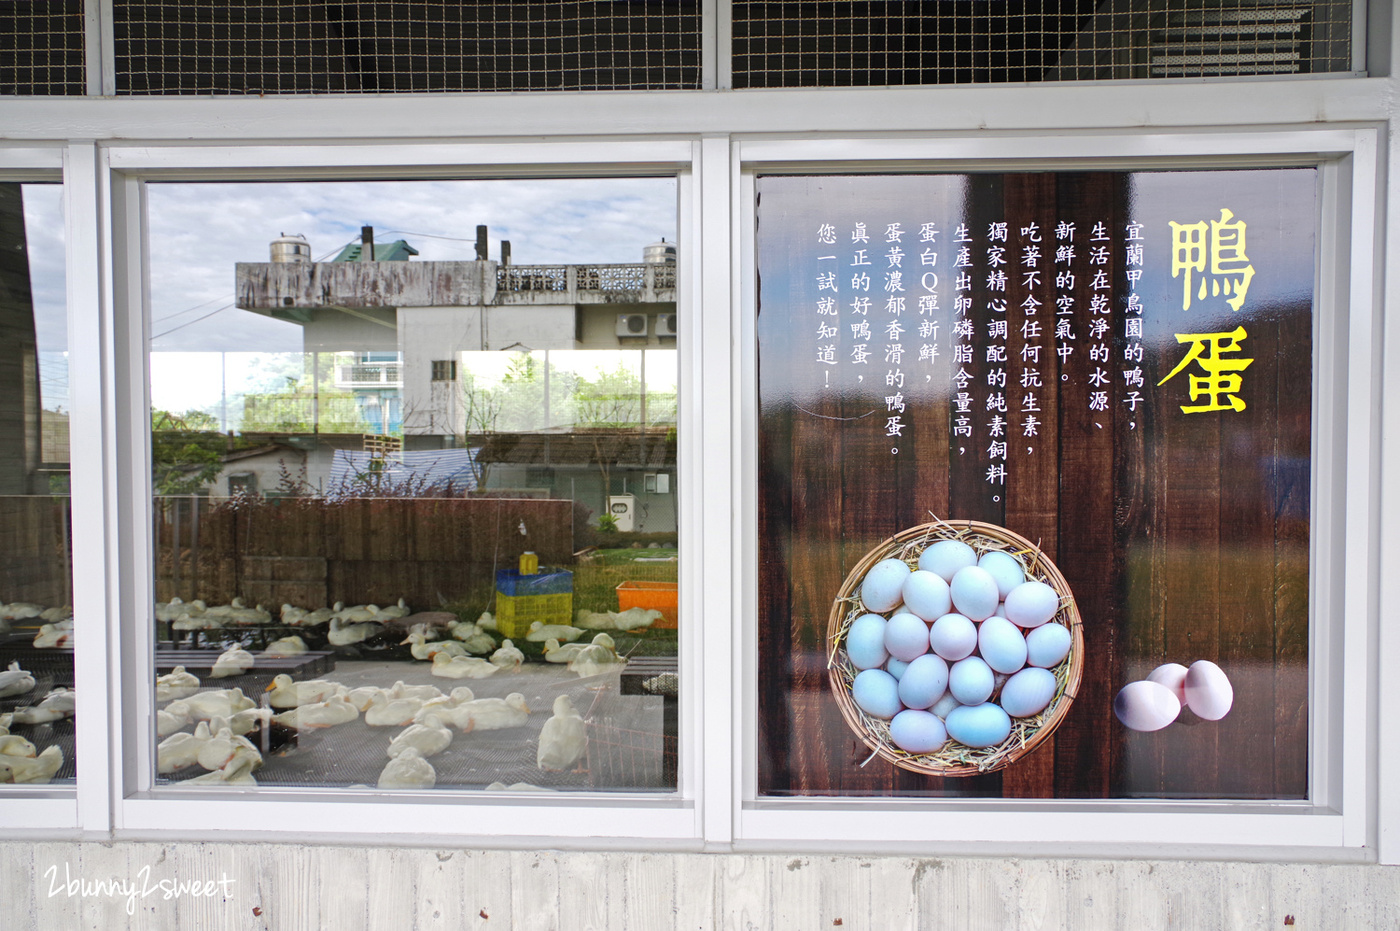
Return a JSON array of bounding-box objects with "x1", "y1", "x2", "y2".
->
[
  {"x1": 884, "y1": 611, "x2": 931, "y2": 662},
  {"x1": 1184, "y1": 660, "x2": 1233, "y2": 720},
  {"x1": 1145, "y1": 663, "x2": 1189, "y2": 704},
  {"x1": 1113, "y1": 680, "x2": 1181, "y2": 731}
]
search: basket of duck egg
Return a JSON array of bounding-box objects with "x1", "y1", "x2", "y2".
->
[{"x1": 827, "y1": 519, "x2": 1084, "y2": 776}]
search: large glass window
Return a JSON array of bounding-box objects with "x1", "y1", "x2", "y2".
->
[
  {"x1": 755, "y1": 169, "x2": 1314, "y2": 800},
  {"x1": 146, "y1": 177, "x2": 680, "y2": 793},
  {"x1": 0, "y1": 181, "x2": 73, "y2": 789}
]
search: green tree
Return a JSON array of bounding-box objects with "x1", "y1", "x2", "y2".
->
[{"x1": 150, "y1": 409, "x2": 225, "y2": 494}]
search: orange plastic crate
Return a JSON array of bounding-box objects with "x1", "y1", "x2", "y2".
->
[{"x1": 616, "y1": 580, "x2": 679, "y2": 629}]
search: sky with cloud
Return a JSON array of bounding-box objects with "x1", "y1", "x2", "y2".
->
[{"x1": 22, "y1": 177, "x2": 677, "y2": 417}]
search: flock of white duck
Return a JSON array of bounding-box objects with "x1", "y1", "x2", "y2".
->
[
  {"x1": 0, "y1": 600, "x2": 75, "y2": 649},
  {"x1": 0, "y1": 661, "x2": 73, "y2": 784},
  {"x1": 156, "y1": 661, "x2": 594, "y2": 789}
]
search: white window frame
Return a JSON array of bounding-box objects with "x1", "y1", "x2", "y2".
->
[
  {"x1": 0, "y1": 145, "x2": 80, "y2": 833},
  {"x1": 732, "y1": 127, "x2": 1384, "y2": 858},
  {"x1": 90, "y1": 139, "x2": 725, "y2": 846}
]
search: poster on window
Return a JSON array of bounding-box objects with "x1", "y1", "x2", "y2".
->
[{"x1": 756, "y1": 170, "x2": 1314, "y2": 799}]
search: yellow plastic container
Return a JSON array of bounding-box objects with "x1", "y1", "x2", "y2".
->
[
  {"x1": 495, "y1": 592, "x2": 572, "y2": 639},
  {"x1": 519, "y1": 551, "x2": 539, "y2": 575}
]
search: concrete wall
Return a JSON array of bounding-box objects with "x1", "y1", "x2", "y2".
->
[{"x1": 1, "y1": 842, "x2": 1395, "y2": 929}]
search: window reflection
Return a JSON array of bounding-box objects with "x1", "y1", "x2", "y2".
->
[
  {"x1": 0, "y1": 182, "x2": 74, "y2": 788},
  {"x1": 148, "y1": 179, "x2": 679, "y2": 792}
]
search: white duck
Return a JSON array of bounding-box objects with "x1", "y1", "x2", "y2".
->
[
  {"x1": 412, "y1": 687, "x2": 475, "y2": 728},
  {"x1": 210, "y1": 708, "x2": 272, "y2": 738},
  {"x1": 331, "y1": 603, "x2": 381, "y2": 624},
  {"x1": 283, "y1": 604, "x2": 335, "y2": 627},
  {"x1": 0, "y1": 601, "x2": 44, "y2": 620},
  {"x1": 489, "y1": 639, "x2": 525, "y2": 671},
  {"x1": 272, "y1": 696, "x2": 358, "y2": 729},
  {"x1": 345, "y1": 685, "x2": 389, "y2": 712},
  {"x1": 32, "y1": 620, "x2": 73, "y2": 649},
  {"x1": 11, "y1": 689, "x2": 75, "y2": 725},
  {"x1": 576, "y1": 606, "x2": 660, "y2": 631},
  {"x1": 0, "y1": 745, "x2": 63, "y2": 784},
  {"x1": 158, "y1": 721, "x2": 213, "y2": 773},
  {"x1": 39, "y1": 605, "x2": 73, "y2": 623},
  {"x1": 182, "y1": 688, "x2": 256, "y2": 720},
  {"x1": 474, "y1": 611, "x2": 498, "y2": 632},
  {"x1": 209, "y1": 647, "x2": 255, "y2": 678},
  {"x1": 375, "y1": 598, "x2": 411, "y2": 620},
  {"x1": 568, "y1": 643, "x2": 625, "y2": 679},
  {"x1": 537, "y1": 695, "x2": 587, "y2": 772},
  {"x1": 542, "y1": 637, "x2": 587, "y2": 664},
  {"x1": 0, "y1": 661, "x2": 35, "y2": 698},
  {"x1": 156, "y1": 597, "x2": 200, "y2": 623},
  {"x1": 429, "y1": 652, "x2": 499, "y2": 680},
  {"x1": 157, "y1": 704, "x2": 192, "y2": 737},
  {"x1": 156, "y1": 666, "x2": 201, "y2": 701},
  {"x1": 458, "y1": 693, "x2": 531, "y2": 732},
  {"x1": 387, "y1": 714, "x2": 453, "y2": 759},
  {"x1": 388, "y1": 681, "x2": 445, "y2": 703},
  {"x1": 195, "y1": 727, "x2": 262, "y2": 773},
  {"x1": 0, "y1": 734, "x2": 37, "y2": 758},
  {"x1": 377, "y1": 746, "x2": 435, "y2": 789},
  {"x1": 364, "y1": 692, "x2": 424, "y2": 727},
  {"x1": 263, "y1": 635, "x2": 308, "y2": 656},
  {"x1": 264, "y1": 674, "x2": 344, "y2": 709},
  {"x1": 448, "y1": 622, "x2": 496, "y2": 656},
  {"x1": 183, "y1": 751, "x2": 258, "y2": 786},
  {"x1": 328, "y1": 616, "x2": 384, "y2": 646},
  {"x1": 525, "y1": 621, "x2": 583, "y2": 643},
  {"x1": 402, "y1": 631, "x2": 467, "y2": 662}
]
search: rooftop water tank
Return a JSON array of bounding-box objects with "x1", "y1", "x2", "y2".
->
[
  {"x1": 643, "y1": 238, "x2": 676, "y2": 264},
  {"x1": 270, "y1": 233, "x2": 312, "y2": 264}
]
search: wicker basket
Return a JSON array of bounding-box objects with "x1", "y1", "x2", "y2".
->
[{"x1": 826, "y1": 518, "x2": 1084, "y2": 777}]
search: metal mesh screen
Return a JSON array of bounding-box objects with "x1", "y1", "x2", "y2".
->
[
  {"x1": 0, "y1": 1, "x2": 86, "y2": 96},
  {"x1": 113, "y1": 1, "x2": 702, "y2": 94},
  {"x1": 731, "y1": 0, "x2": 1354, "y2": 87}
]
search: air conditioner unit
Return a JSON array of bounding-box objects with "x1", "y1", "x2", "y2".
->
[
  {"x1": 616, "y1": 313, "x2": 648, "y2": 338},
  {"x1": 654, "y1": 313, "x2": 678, "y2": 338},
  {"x1": 608, "y1": 494, "x2": 637, "y2": 532}
]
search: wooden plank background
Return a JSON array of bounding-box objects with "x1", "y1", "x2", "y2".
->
[
  {"x1": 756, "y1": 171, "x2": 1312, "y2": 799},
  {"x1": 154, "y1": 496, "x2": 573, "y2": 613}
]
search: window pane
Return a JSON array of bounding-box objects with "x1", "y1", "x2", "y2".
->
[
  {"x1": 0, "y1": 182, "x2": 74, "y2": 789},
  {"x1": 147, "y1": 178, "x2": 679, "y2": 792},
  {"x1": 756, "y1": 170, "x2": 1313, "y2": 799}
]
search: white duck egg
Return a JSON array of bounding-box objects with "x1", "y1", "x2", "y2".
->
[
  {"x1": 1145, "y1": 662, "x2": 1189, "y2": 704},
  {"x1": 999, "y1": 667, "x2": 1058, "y2": 717},
  {"x1": 896, "y1": 654, "x2": 950, "y2": 710},
  {"x1": 845, "y1": 613, "x2": 889, "y2": 670},
  {"x1": 945, "y1": 702, "x2": 1013, "y2": 749},
  {"x1": 902, "y1": 570, "x2": 953, "y2": 621},
  {"x1": 978, "y1": 550, "x2": 1026, "y2": 599},
  {"x1": 1113, "y1": 680, "x2": 1181, "y2": 731},
  {"x1": 977, "y1": 616, "x2": 1028, "y2": 675},
  {"x1": 851, "y1": 669, "x2": 902, "y2": 719},
  {"x1": 889, "y1": 709, "x2": 948, "y2": 753},
  {"x1": 949, "y1": 566, "x2": 999, "y2": 621},
  {"x1": 1003, "y1": 580, "x2": 1060, "y2": 629},
  {"x1": 1025, "y1": 623, "x2": 1073, "y2": 668},
  {"x1": 1184, "y1": 660, "x2": 1233, "y2": 720},
  {"x1": 885, "y1": 657, "x2": 911, "y2": 680},
  {"x1": 948, "y1": 655, "x2": 995, "y2": 705},
  {"x1": 860, "y1": 558, "x2": 910, "y2": 613},
  {"x1": 929, "y1": 691, "x2": 960, "y2": 719},
  {"x1": 884, "y1": 611, "x2": 931, "y2": 663},
  {"x1": 918, "y1": 539, "x2": 978, "y2": 581},
  {"x1": 928, "y1": 612, "x2": 978, "y2": 661}
]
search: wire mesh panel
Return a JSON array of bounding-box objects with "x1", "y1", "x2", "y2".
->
[
  {"x1": 0, "y1": 1, "x2": 86, "y2": 96},
  {"x1": 731, "y1": 0, "x2": 1354, "y2": 87},
  {"x1": 113, "y1": 0, "x2": 702, "y2": 94}
]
